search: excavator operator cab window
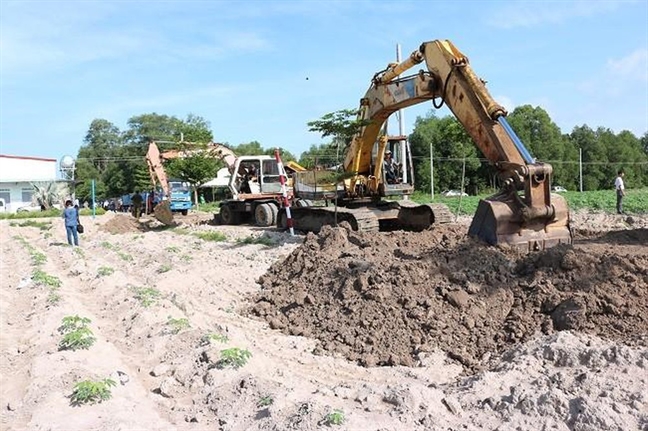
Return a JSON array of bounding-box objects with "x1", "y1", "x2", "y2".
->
[
  {"x1": 237, "y1": 162, "x2": 261, "y2": 194},
  {"x1": 261, "y1": 159, "x2": 282, "y2": 193}
]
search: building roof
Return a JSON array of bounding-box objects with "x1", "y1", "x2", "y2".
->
[{"x1": 0, "y1": 154, "x2": 57, "y2": 162}]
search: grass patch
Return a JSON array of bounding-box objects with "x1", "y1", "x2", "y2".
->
[
  {"x1": 410, "y1": 188, "x2": 648, "y2": 215},
  {"x1": 0, "y1": 209, "x2": 61, "y2": 220},
  {"x1": 194, "y1": 231, "x2": 227, "y2": 242},
  {"x1": 133, "y1": 287, "x2": 161, "y2": 307},
  {"x1": 69, "y1": 378, "x2": 115, "y2": 406},
  {"x1": 236, "y1": 235, "x2": 276, "y2": 246},
  {"x1": 165, "y1": 246, "x2": 180, "y2": 253},
  {"x1": 180, "y1": 254, "x2": 193, "y2": 262},
  {"x1": 9, "y1": 220, "x2": 52, "y2": 230}
]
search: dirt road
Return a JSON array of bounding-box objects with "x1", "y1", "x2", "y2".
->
[{"x1": 1, "y1": 210, "x2": 646, "y2": 431}]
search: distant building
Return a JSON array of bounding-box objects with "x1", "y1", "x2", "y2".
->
[{"x1": 0, "y1": 154, "x2": 65, "y2": 212}]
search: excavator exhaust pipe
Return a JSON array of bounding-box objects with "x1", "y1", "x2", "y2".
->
[
  {"x1": 153, "y1": 200, "x2": 174, "y2": 226},
  {"x1": 468, "y1": 194, "x2": 572, "y2": 251}
]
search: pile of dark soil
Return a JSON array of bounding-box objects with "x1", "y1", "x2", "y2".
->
[{"x1": 250, "y1": 224, "x2": 648, "y2": 369}]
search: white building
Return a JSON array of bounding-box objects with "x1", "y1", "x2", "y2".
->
[{"x1": 0, "y1": 154, "x2": 64, "y2": 212}]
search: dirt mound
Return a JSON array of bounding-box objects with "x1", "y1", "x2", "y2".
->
[
  {"x1": 250, "y1": 224, "x2": 648, "y2": 369},
  {"x1": 99, "y1": 213, "x2": 149, "y2": 234}
]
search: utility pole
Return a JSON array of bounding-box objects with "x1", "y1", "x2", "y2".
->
[
  {"x1": 579, "y1": 147, "x2": 583, "y2": 192},
  {"x1": 430, "y1": 143, "x2": 434, "y2": 199}
]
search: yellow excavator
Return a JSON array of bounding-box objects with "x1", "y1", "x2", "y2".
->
[{"x1": 285, "y1": 39, "x2": 571, "y2": 251}]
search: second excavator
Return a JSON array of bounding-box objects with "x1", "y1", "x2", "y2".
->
[{"x1": 285, "y1": 39, "x2": 572, "y2": 251}]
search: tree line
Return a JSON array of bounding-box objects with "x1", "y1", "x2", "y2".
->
[
  {"x1": 300, "y1": 105, "x2": 648, "y2": 195},
  {"x1": 74, "y1": 113, "x2": 296, "y2": 202},
  {"x1": 75, "y1": 106, "x2": 647, "y2": 203}
]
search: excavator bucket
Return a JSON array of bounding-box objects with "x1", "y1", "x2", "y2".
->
[
  {"x1": 468, "y1": 194, "x2": 572, "y2": 251},
  {"x1": 153, "y1": 200, "x2": 174, "y2": 226}
]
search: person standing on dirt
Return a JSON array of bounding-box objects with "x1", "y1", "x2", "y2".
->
[
  {"x1": 615, "y1": 170, "x2": 625, "y2": 214},
  {"x1": 132, "y1": 191, "x2": 144, "y2": 219},
  {"x1": 62, "y1": 200, "x2": 79, "y2": 246}
]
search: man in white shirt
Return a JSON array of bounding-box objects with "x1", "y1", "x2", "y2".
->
[{"x1": 614, "y1": 170, "x2": 625, "y2": 214}]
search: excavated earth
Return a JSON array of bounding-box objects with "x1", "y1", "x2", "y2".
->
[{"x1": 250, "y1": 223, "x2": 648, "y2": 370}]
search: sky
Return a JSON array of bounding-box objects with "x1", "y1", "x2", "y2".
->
[{"x1": 1, "y1": 0, "x2": 647, "y2": 164}]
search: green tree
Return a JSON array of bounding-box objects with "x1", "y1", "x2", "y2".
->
[
  {"x1": 507, "y1": 105, "x2": 579, "y2": 189},
  {"x1": 166, "y1": 153, "x2": 220, "y2": 204},
  {"x1": 409, "y1": 112, "x2": 483, "y2": 195}
]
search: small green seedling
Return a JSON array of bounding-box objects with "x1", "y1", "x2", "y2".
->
[
  {"x1": 100, "y1": 241, "x2": 115, "y2": 250},
  {"x1": 47, "y1": 289, "x2": 62, "y2": 306},
  {"x1": 73, "y1": 247, "x2": 85, "y2": 257},
  {"x1": 58, "y1": 315, "x2": 96, "y2": 351},
  {"x1": 157, "y1": 264, "x2": 172, "y2": 274},
  {"x1": 69, "y1": 378, "x2": 116, "y2": 406},
  {"x1": 323, "y1": 409, "x2": 345, "y2": 426},
  {"x1": 117, "y1": 252, "x2": 133, "y2": 262},
  {"x1": 97, "y1": 266, "x2": 114, "y2": 277},
  {"x1": 165, "y1": 246, "x2": 180, "y2": 253},
  {"x1": 194, "y1": 231, "x2": 227, "y2": 242},
  {"x1": 257, "y1": 395, "x2": 274, "y2": 408},
  {"x1": 217, "y1": 347, "x2": 252, "y2": 369},
  {"x1": 32, "y1": 269, "x2": 62, "y2": 288},
  {"x1": 200, "y1": 332, "x2": 229, "y2": 345},
  {"x1": 31, "y1": 251, "x2": 47, "y2": 266},
  {"x1": 133, "y1": 287, "x2": 161, "y2": 307},
  {"x1": 180, "y1": 254, "x2": 193, "y2": 262},
  {"x1": 166, "y1": 317, "x2": 190, "y2": 334}
]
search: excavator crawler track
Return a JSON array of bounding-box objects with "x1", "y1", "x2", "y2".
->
[{"x1": 287, "y1": 206, "x2": 380, "y2": 233}]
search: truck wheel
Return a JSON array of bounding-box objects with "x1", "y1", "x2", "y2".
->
[
  {"x1": 220, "y1": 204, "x2": 239, "y2": 225},
  {"x1": 181, "y1": 210, "x2": 188, "y2": 216},
  {"x1": 255, "y1": 203, "x2": 274, "y2": 227},
  {"x1": 269, "y1": 203, "x2": 279, "y2": 225},
  {"x1": 296, "y1": 199, "x2": 313, "y2": 207}
]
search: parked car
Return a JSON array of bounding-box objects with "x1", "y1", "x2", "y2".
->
[
  {"x1": 552, "y1": 186, "x2": 567, "y2": 193},
  {"x1": 441, "y1": 189, "x2": 468, "y2": 197}
]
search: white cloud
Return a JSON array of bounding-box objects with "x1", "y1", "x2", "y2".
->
[
  {"x1": 486, "y1": 0, "x2": 626, "y2": 28},
  {"x1": 606, "y1": 48, "x2": 648, "y2": 81}
]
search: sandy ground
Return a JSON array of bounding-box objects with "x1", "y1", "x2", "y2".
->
[{"x1": 0, "y1": 209, "x2": 646, "y2": 431}]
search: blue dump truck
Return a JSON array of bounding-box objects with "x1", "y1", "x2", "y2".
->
[{"x1": 166, "y1": 179, "x2": 193, "y2": 215}]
